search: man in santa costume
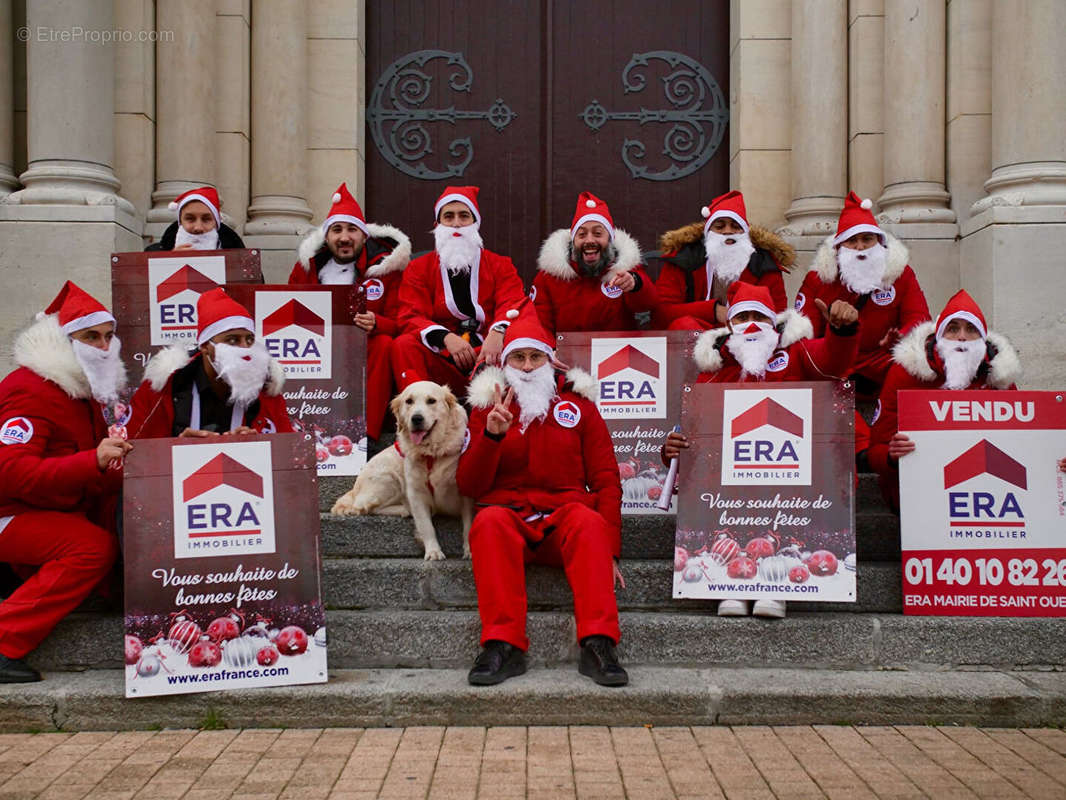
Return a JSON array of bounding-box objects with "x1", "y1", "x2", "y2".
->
[
  {"x1": 0, "y1": 282, "x2": 132, "y2": 682},
  {"x1": 867, "y1": 289, "x2": 1022, "y2": 510},
  {"x1": 662, "y1": 282, "x2": 859, "y2": 619},
  {"x1": 794, "y1": 192, "x2": 930, "y2": 393},
  {"x1": 458, "y1": 308, "x2": 627, "y2": 687},
  {"x1": 391, "y1": 186, "x2": 527, "y2": 400},
  {"x1": 531, "y1": 192, "x2": 658, "y2": 336},
  {"x1": 655, "y1": 191, "x2": 793, "y2": 329},
  {"x1": 288, "y1": 183, "x2": 412, "y2": 439},
  {"x1": 146, "y1": 186, "x2": 246, "y2": 251},
  {"x1": 128, "y1": 288, "x2": 292, "y2": 438}
]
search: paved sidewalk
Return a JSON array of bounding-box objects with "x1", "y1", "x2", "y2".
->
[{"x1": 1, "y1": 725, "x2": 1065, "y2": 799}]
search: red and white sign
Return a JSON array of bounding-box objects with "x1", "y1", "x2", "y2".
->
[
  {"x1": 591, "y1": 336, "x2": 667, "y2": 419},
  {"x1": 147, "y1": 256, "x2": 227, "y2": 345},
  {"x1": 256, "y1": 291, "x2": 333, "y2": 380},
  {"x1": 0, "y1": 417, "x2": 33, "y2": 446},
  {"x1": 721, "y1": 387, "x2": 813, "y2": 486},
  {"x1": 899, "y1": 390, "x2": 1066, "y2": 616},
  {"x1": 171, "y1": 441, "x2": 277, "y2": 559}
]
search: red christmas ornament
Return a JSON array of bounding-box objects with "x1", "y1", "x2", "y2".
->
[
  {"x1": 618, "y1": 461, "x2": 636, "y2": 481},
  {"x1": 789, "y1": 564, "x2": 810, "y2": 583},
  {"x1": 745, "y1": 536, "x2": 776, "y2": 560},
  {"x1": 806, "y1": 550, "x2": 839, "y2": 576},
  {"x1": 275, "y1": 625, "x2": 308, "y2": 655},
  {"x1": 726, "y1": 556, "x2": 758, "y2": 579},
  {"x1": 327, "y1": 434, "x2": 353, "y2": 456},
  {"x1": 124, "y1": 635, "x2": 143, "y2": 666},
  {"x1": 188, "y1": 640, "x2": 222, "y2": 668},
  {"x1": 257, "y1": 645, "x2": 280, "y2": 666},
  {"x1": 206, "y1": 609, "x2": 244, "y2": 643},
  {"x1": 167, "y1": 611, "x2": 202, "y2": 654},
  {"x1": 709, "y1": 535, "x2": 740, "y2": 566},
  {"x1": 316, "y1": 444, "x2": 329, "y2": 463},
  {"x1": 647, "y1": 485, "x2": 662, "y2": 500},
  {"x1": 674, "y1": 546, "x2": 688, "y2": 572}
]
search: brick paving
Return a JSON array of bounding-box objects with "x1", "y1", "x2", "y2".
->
[{"x1": 1, "y1": 726, "x2": 1065, "y2": 799}]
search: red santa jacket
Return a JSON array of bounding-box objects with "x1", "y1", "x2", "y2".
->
[
  {"x1": 693, "y1": 310, "x2": 858, "y2": 383},
  {"x1": 287, "y1": 223, "x2": 412, "y2": 338},
  {"x1": 531, "y1": 229, "x2": 658, "y2": 337},
  {"x1": 867, "y1": 322, "x2": 1021, "y2": 476},
  {"x1": 794, "y1": 233, "x2": 929, "y2": 384},
  {"x1": 458, "y1": 366, "x2": 623, "y2": 558},
  {"x1": 399, "y1": 248, "x2": 527, "y2": 349},
  {"x1": 0, "y1": 315, "x2": 123, "y2": 518},
  {"x1": 128, "y1": 346, "x2": 293, "y2": 439},
  {"x1": 654, "y1": 222, "x2": 793, "y2": 326}
]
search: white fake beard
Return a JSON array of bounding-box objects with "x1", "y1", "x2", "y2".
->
[
  {"x1": 837, "y1": 243, "x2": 887, "y2": 295},
  {"x1": 704, "y1": 231, "x2": 756, "y2": 285},
  {"x1": 504, "y1": 363, "x2": 557, "y2": 430},
  {"x1": 434, "y1": 223, "x2": 483, "y2": 275},
  {"x1": 725, "y1": 322, "x2": 779, "y2": 379},
  {"x1": 211, "y1": 341, "x2": 272, "y2": 406},
  {"x1": 72, "y1": 337, "x2": 127, "y2": 405},
  {"x1": 174, "y1": 227, "x2": 220, "y2": 250},
  {"x1": 936, "y1": 337, "x2": 986, "y2": 390}
]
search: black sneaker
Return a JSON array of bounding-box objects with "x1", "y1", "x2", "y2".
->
[
  {"x1": 467, "y1": 640, "x2": 527, "y2": 686},
  {"x1": 0, "y1": 654, "x2": 41, "y2": 683},
  {"x1": 578, "y1": 636, "x2": 628, "y2": 687}
]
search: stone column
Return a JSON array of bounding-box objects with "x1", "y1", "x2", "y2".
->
[
  {"x1": 146, "y1": 0, "x2": 216, "y2": 235},
  {"x1": 0, "y1": 1, "x2": 18, "y2": 195},
  {"x1": 244, "y1": 0, "x2": 313, "y2": 278},
  {"x1": 877, "y1": 0, "x2": 955, "y2": 223},
  {"x1": 847, "y1": 0, "x2": 884, "y2": 206},
  {"x1": 5, "y1": 0, "x2": 132, "y2": 211},
  {"x1": 972, "y1": 0, "x2": 1066, "y2": 211},
  {"x1": 782, "y1": 0, "x2": 847, "y2": 236},
  {"x1": 947, "y1": 0, "x2": 992, "y2": 224}
]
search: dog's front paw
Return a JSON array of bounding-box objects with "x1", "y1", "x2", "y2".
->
[
  {"x1": 330, "y1": 498, "x2": 352, "y2": 515},
  {"x1": 462, "y1": 545, "x2": 472, "y2": 559},
  {"x1": 423, "y1": 546, "x2": 446, "y2": 561}
]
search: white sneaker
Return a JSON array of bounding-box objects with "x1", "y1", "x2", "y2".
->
[
  {"x1": 752, "y1": 599, "x2": 787, "y2": 619},
  {"x1": 717, "y1": 599, "x2": 751, "y2": 617}
]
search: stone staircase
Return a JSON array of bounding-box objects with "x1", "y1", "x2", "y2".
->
[{"x1": 3, "y1": 472, "x2": 1065, "y2": 731}]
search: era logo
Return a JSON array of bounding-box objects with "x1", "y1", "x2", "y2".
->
[
  {"x1": 0, "y1": 417, "x2": 33, "y2": 446},
  {"x1": 943, "y1": 439, "x2": 1027, "y2": 528},
  {"x1": 591, "y1": 337, "x2": 667, "y2": 419},
  {"x1": 255, "y1": 291, "x2": 333, "y2": 379},
  {"x1": 148, "y1": 257, "x2": 226, "y2": 345},
  {"x1": 553, "y1": 400, "x2": 581, "y2": 428},
  {"x1": 171, "y1": 441, "x2": 276, "y2": 559},
  {"x1": 721, "y1": 388, "x2": 813, "y2": 486}
]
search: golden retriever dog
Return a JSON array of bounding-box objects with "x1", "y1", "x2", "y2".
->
[{"x1": 331, "y1": 381, "x2": 473, "y2": 560}]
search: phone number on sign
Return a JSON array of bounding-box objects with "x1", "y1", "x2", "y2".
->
[{"x1": 905, "y1": 556, "x2": 1066, "y2": 587}]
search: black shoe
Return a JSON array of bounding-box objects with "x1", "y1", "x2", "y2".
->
[
  {"x1": 579, "y1": 636, "x2": 628, "y2": 687},
  {"x1": 467, "y1": 640, "x2": 527, "y2": 686},
  {"x1": 0, "y1": 654, "x2": 41, "y2": 683}
]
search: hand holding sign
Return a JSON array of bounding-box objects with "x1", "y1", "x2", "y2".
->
[
  {"x1": 888, "y1": 432, "x2": 915, "y2": 461},
  {"x1": 96, "y1": 437, "x2": 133, "y2": 471},
  {"x1": 486, "y1": 384, "x2": 515, "y2": 435},
  {"x1": 1058, "y1": 456, "x2": 1066, "y2": 473}
]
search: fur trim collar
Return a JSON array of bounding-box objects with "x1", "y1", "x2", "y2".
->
[
  {"x1": 658, "y1": 221, "x2": 795, "y2": 270},
  {"x1": 536, "y1": 228, "x2": 642, "y2": 282},
  {"x1": 296, "y1": 222, "x2": 412, "y2": 277},
  {"x1": 13, "y1": 315, "x2": 129, "y2": 400},
  {"x1": 143, "y1": 343, "x2": 286, "y2": 396},
  {"x1": 467, "y1": 366, "x2": 597, "y2": 409},
  {"x1": 693, "y1": 309, "x2": 814, "y2": 373},
  {"x1": 892, "y1": 322, "x2": 1022, "y2": 389},
  {"x1": 811, "y1": 232, "x2": 909, "y2": 287}
]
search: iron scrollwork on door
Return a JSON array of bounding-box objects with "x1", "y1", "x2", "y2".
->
[
  {"x1": 368, "y1": 50, "x2": 517, "y2": 180},
  {"x1": 580, "y1": 51, "x2": 728, "y2": 182}
]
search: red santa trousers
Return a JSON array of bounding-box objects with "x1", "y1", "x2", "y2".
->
[
  {"x1": 390, "y1": 332, "x2": 474, "y2": 401},
  {"x1": 365, "y1": 333, "x2": 394, "y2": 440},
  {"x1": 469, "y1": 503, "x2": 620, "y2": 651},
  {"x1": 0, "y1": 511, "x2": 118, "y2": 659}
]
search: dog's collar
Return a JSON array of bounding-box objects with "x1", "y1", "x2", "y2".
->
[{"x1": 394, "y1": 440, "x2": 437, "y2": 497}]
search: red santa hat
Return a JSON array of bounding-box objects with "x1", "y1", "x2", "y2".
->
[
  {"x1": 832, "y1": 191, "x2": 884, "y2": 246},
  {"x1": 168, "y1": 186, "x2": 222, "y2": 228},
  {"x1": 43, "y1": 281, "x2": 115, "y2": 335},
  {"x1": 196, "y1": 287, "x2": 255, "y2": 346},
  {"x1": 322, "y1": 182, "x2": 368, "y2": 235},
  {"x1": 570, "y1": 191, "x2": 615, "y2": 240},
  {"x1": 701, "y1": 190, "x2": 749, "y2": 234},
  {"x1": 433, "y1": 185, "x2": 481, "y2": 225},
  {"x1": 725, "y1": 282, "x2": 776, "y2": 323},
  {"x1": 501, "y1": 304, "x2": 555, "y2": 362},
  {"x1": 935, "y1": 289, "x2": 987, "y2": 340}
]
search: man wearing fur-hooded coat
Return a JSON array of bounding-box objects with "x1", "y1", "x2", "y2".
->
[
  {"x1": 287, "y1": 184, "x2": 412, "y2": 439},
  {"x1": 867, "y1": 290, "x2": 1021, "y2": 510},
  {"x1": 0, "y1": 283, "x2": 131, "y2": 682},
  {"x1": 655, "y1": 191, "x2": 792, "y2": 329},
  {"x1": 794, "y1": 193, "x2": 930, "y2": 390},
  {"x1": 531, "y1": 192, "x2": 658, "y2": 336}
]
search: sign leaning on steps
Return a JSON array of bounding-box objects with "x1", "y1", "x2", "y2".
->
[
  {"x1": 898, "y1": 389, "x2": 1066, "y2": 617},
  {"x1": 225, "y1": 285, "x2": 367, "y2": 476},
  {"x1": 122, "y1": 433, "x2": 327, "y2": 698},
  {"x1": 554, "y1": 330, "x2": 700, "y2": 513},
  {"x1": 673, "y1": 382, "x2": 856, "y2": 602}
]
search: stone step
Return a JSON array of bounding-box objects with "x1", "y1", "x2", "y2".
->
[
  {"x1": 319, "y1": 558, "x2": 902, "y2": 613},
  {"x1": 31, "y1": 610, "x2": 1065, "y2": 672},
  {"x1": 320, "y1": 511, "x2": 902, "y2": 561},
  {"x1": 2, "y1": 666, "x2": 1063, "y2": 732}
]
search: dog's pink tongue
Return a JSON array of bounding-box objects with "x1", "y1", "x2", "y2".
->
[{"x1": 409, "y1": 430, "x2": 427, "y2": 445}]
